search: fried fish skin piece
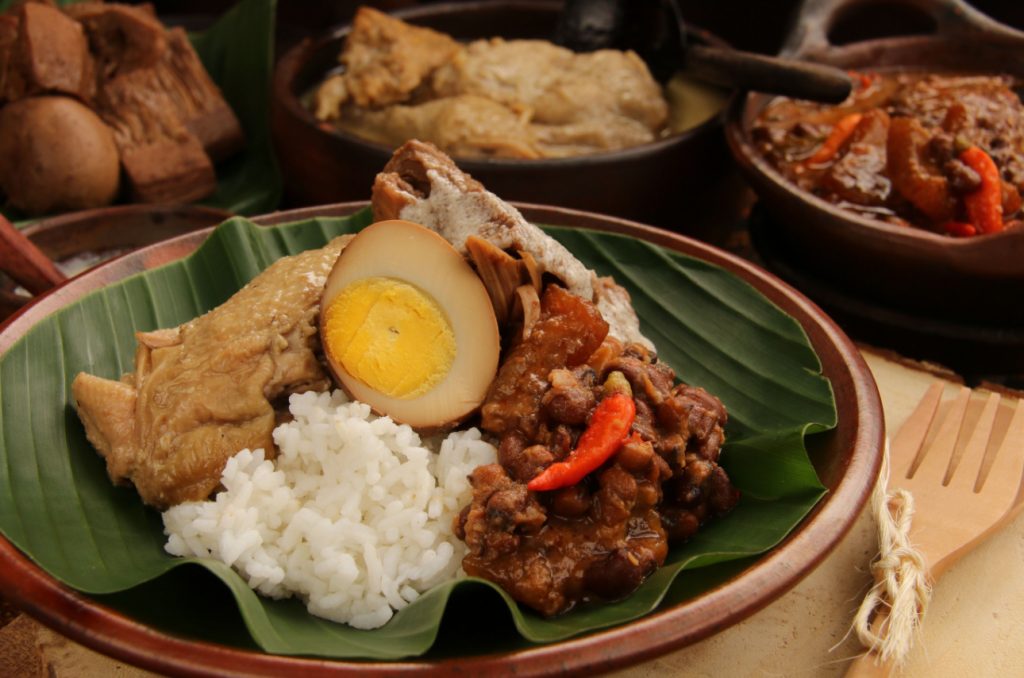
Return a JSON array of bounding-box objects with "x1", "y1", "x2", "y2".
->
[{"x1": 72, "y1": 236, "x2": 352, "y2": 509}]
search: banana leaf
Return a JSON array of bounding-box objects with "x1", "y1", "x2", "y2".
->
[
  {"x1": 0, "y1": 0, "x2": 280, "y2": 221},
  {"x1": 0, "y1": 209, "x2": 836, "y2": 659}
]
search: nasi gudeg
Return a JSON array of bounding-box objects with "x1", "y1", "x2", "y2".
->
[
  {"x1": 311, "y1": 6, "x2": 669, "y2": 159},
  {"x1": 753, "y1": 71, "x2": 1024, "y2": 237},
  {"x1": 72, "y1": 140, "x2": 739, "y2": 619}
]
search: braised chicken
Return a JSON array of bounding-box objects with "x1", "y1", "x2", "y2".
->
[
  {"x1": 313, "y1": 7, "x2": 668, "y2": 158},
  {"x1": 72, "y1": 236, "x2": 351, "y2": 508}
]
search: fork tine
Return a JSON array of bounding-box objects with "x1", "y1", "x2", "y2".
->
[
  {"x1": 946, "y1": 392, "x2": 1000, "y2": 491},
  {"x1": 909, "y1": 386, "x2": 971, "y2": 485},
  {"x1": 892, "y1": 382, "x2": 944, "y2": 479},
  {"x1": 978, "y1": 399, "x2": 1024, "y2": 508}
]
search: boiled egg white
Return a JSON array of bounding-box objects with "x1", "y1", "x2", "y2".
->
[{"x1": 319, "y1": 219, "x2": 500, "y2": 430}]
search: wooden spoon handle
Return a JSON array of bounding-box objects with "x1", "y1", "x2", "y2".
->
[
  {"x1": 845, "y1": 651, "x2": 892, "y2": 678},
  {"x1": 686, "y1": 44, "x2": 852, "y2": 103},
  {"x1": 0, "y1": 214, "x2": 66, "y2": 295},
  {"x1": 844, "y1": 610, "x2": 894, "y2": 678}
]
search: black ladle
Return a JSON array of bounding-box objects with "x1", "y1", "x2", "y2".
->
[{"x1": 556, "y1": 0, "x2": 853, "y2": 103}]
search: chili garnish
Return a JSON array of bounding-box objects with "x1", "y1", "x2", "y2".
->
[
  {"x1": 960, "y1": 146, "x2": 1004, "y2": 234},
  {"x1": 805, "y1": 112, "x2": 863, "y2": 166},
  {"x1": 527, "y1": 391, "x2": 636, "y2": 492},
  {"x1": 943, "y1": 221, "x2": 978, "y2": 238},
  {"x1": 847, "y1": 70, "x2": 876, "y2": 90}
]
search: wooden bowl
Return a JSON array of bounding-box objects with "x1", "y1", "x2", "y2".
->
[
  {"x1": 0, "y1": 204, "x2": 232, "y2": 321},
  {"x1": 725, "y1": 0, "x2": 1024, "y2": 325},
  {"x1": 0, "y1": 202, "x2": 883, "y2": 676},
  {"x1": 270, "y1": 1, "x2": 732, "y2": 230}
]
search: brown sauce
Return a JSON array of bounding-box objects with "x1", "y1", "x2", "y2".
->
[
  {"x1": 752, "y1": 71, "x2": 1024, "y2": 236},
  {"x1": 454, "y1": 285, "x2": 739, "y2": 617}
]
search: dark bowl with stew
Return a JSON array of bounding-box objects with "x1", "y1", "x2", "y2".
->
[
  {"x1": 271, "y1": 1, "x2": 734, "y2": 231},
  {"x1": 726, "y1": 0, "x2": 1024, "y2": 329}
]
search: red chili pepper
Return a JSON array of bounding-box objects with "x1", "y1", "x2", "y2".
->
[
  {"x1": 943, "y1": 221, "x2": 978, "y2": 238},
  {"x1": 847, "y1": 70, "x2": 875, "y2": 90},
  {"x1": 806, "y1": 112, "x2": 863, "y2": 166},
  {"x1": 527, "y1": 393, "x2": 636, "y2": 492},
  {"x1": 959, "y1": 146, "x2": 1005, "y2": 234}
]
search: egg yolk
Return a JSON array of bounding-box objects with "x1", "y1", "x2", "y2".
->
[{"x1": 321, "y1": 277, "x2": 456, "y2": 399}]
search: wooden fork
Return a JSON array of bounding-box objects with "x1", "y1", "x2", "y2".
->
[{"x1": 846, "y1": 382, "x2": 1024, "y2": 677}]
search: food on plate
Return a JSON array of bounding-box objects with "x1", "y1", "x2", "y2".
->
[
  {"x1": 312, "y1": 6, "x2": 668, "y2": 158},
  {"x1": 321, "y1": 218, "x2": 500, "y2": 430},
  {"x1": 752, "y1": 71, "x2": 1024, "y2": 236},
  {"x1": 72, "y1": 236, "x2": 352, "y2": 509},
  {"x1": 372, "y1": 139, "x2": 652, "y2": 350},
  {"x1": 457, "y1": 287, "x2": 737, "y2": 616},
  {"x1": 164, "y1": 390, "x2": 497, "y2": 629},
  {"x1": 73, "y1": 140, "x2": 739, "y2": 625},
  {"x1": 0, "y1": 96, "x2": 120, "y2": 214},
  {"x1": 0, "y1": 2, "x2": 243, "y2": 215}
]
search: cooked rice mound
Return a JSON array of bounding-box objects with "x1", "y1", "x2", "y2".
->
[{"x1": 162, "y1": 389, "x2": 497, "y2": 629}]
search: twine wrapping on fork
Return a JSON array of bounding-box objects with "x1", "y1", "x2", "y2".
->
[
  {"x1": 851, "y1": 442, "x2": 932, "y2": 668},
  {"x1": 845, "y1": 382, "x2": 1024, "y2": 676}
]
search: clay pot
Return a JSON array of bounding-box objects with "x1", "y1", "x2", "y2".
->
[
  {"x1": 271, "y1": 1, "x2": 732, "y2": 230},
  {"x1": 726, "y1": 0, "x2": 1024, "y2": 325}
]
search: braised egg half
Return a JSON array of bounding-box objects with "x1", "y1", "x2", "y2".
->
[{"x1": 320, "y1": 219, "x2": 500, "y2": 430}]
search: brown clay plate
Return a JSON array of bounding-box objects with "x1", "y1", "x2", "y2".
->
[{"x1": 0, "y1": 203, "x2": 883, "y2": 676}]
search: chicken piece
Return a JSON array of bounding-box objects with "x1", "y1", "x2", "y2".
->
[
  {"x1": 72, "y1": 236, "x2": 352, "y2": 509},
  {"x1": 340, "y1": 94, "x2": 541, "y2": 159},
  {"x1": 432, "y1": 38, "x2": 667, "y2": 156},
  {"x1": 371, "y1": 139, "x2": 653, "y2": 349},
  {"x1": 320, "y1": 6, "x2": 459, "y2": 111},
  {"x1": 321, "y1": 11, "x2": 666, "y2": 158}
]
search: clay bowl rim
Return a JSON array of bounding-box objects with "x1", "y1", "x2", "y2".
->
[
  {"x1": 0, "y1": 201, "x2": 883, "y2": 676},
  {"x1": 724, "y1": 33, "x2": 1024, "y2": 270},
  {"x1": 272, "y1": 0, "x2": 731, "y2": 173},
  {"x1": 17, "y1": 203, "x2": 234, "y2": 241},
  {"x1": 0, "y1": 203, "x2": 234, "y2": 324}
]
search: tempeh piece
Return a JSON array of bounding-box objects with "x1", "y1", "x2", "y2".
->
[
  {"x1": 96, "y1": 65, "x2": 216, "y2": 203},
  {"x1": 11, "y1": 3, "x2": 95, "y2": 101}
]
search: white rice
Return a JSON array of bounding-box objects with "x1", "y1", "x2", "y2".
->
[{"x1": 162, "y1": 389, "x2": 496, "y2": 629}]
